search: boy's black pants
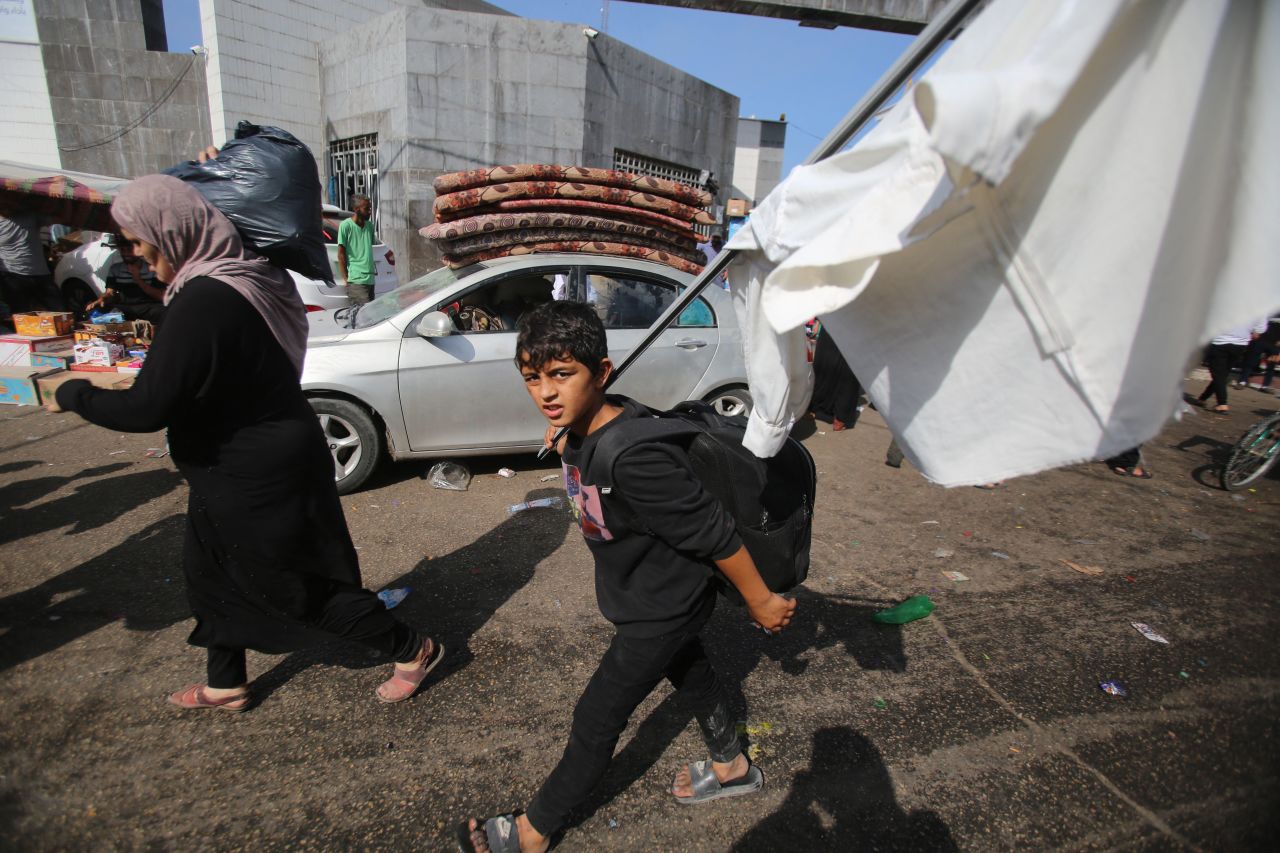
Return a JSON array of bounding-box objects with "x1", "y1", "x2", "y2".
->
[{"x1": 525, "y1": 619, "x2": 741, "y2": 837}]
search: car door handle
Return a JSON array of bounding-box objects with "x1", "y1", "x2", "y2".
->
[{"x1": 675, "y1": 338, "x2": 707, "y2": 349}]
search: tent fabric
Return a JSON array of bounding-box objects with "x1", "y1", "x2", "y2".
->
[
  {"x1": 726, "y1": 0, "x2": 1280, "y2": 486},
  {"x1": 0, "y1": 160, "x2": 128, "y2": 232}
]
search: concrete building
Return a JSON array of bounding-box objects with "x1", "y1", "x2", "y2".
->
[
  {"x1": 2, "y1": 0, "x2": 739, "y2": 278},
  {"x1": 201, "y1": 0, "x2": 739, "y2": 277},
  {"x1": 0, "y1": 0, "x2": 212, "y2": 176},
  {"x1": 732, "y1": 116, "x2": 786, "y2": 210}
]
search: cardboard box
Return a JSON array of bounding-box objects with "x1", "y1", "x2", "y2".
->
[
  {"x1": 36, "y1": 369, "x2": 132, "y2": 403},
  {"x1": 74, "y1": 340, "x2": 126, "y2": 367},
  {"x1": 12, "y1": 312, "x2": 74, "y2": 337},
  {"x1": 726, "y1": 198, "x2": 749, "y2": 218},
  {"x1": 30, "y1": 350, "x2": 75, "y2": 370},
  {"x1": 0, "y1": 334, "x2": 76, "y2": 366},
  {"x1": 0, "y1": 366, "x2": 60, "y2": 406}
]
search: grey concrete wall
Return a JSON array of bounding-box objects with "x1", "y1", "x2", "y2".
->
[
  {"x1": 581, "y1": 35, "x2": 738, "y2": 207},
  {"x1": 35, "y1": 0, "x2": 212, "y2": 178},
  {"x1": 732, "y1": 117, "x2": 784, "y2": 205}
]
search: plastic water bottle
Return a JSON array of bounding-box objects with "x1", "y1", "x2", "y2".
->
[
  {"x1": 872, "y1": 594, "x2": 935, "y2": 624},
  {"x1": 507, "y1": 496, "x2": 565, "y2": 515}
]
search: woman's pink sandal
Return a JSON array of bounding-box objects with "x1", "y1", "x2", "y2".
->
[
  {"x1": 167, "y1": 684, "x2": 250, "y2": 712},
  {"x1": 377, "y1": 638, "x2": 445, "y2": 703}
]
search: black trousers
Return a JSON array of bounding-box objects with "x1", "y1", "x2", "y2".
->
[
  {"x1": 525, "y1": 620, "x2": 741, "y2": 837},
  {"x1": 1199, "y1": 343, "x2": 1248, "y2": 406},
  {"x1": 205, "y1": 612, "x2": 422, "y2": 688}
]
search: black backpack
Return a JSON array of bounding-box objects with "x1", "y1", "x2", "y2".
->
[{"x1": 593, "y1": 401, "x2": 816, "y2": 605}]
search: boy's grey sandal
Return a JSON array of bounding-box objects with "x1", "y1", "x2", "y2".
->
[
  {"x1": 454, "y1": 813, "x2": 521, "y2": 853},
  {"x1": 674, "y1": 760, "x2": 764, "y2": 804}
]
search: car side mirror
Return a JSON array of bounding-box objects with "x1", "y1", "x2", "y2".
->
[{"x1": 416, "y1": 311, "x2": 455, "y2": 338}]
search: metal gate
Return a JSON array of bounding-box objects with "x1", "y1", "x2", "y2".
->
[{"x1": 327, "y1": 133, "x2": 380, "y2": 235}]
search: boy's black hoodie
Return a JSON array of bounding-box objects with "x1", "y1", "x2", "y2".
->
[{"x1": 561, "y1": 396, "x2": 742, "y2": 638}]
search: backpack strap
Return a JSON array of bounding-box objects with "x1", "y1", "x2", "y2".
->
[{"x1": 591, "y1": 412, "x2": 706, "y2": 492}]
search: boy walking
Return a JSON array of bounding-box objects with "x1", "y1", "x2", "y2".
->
[{"x1": 459, "y1": 301, "x2": 796, "y2": 853}]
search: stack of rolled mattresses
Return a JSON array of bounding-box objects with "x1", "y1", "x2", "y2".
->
[{"x1": 421, "y1": 164, "x2": 716, "y2": 274}]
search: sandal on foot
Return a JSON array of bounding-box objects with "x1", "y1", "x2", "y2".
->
[
  {"x1": 1211, "y1": 405, "x2": 1230, "y2": 414},
  {"x1": 1111, "y1": 466, "x2": 1153, "y2": 479},
  {"x1": 455, "y1": 813, "x2": 522, "y2": 853},
  {"x1": 673, "y1": 759, "x2": 764, "y2": 804},
  {"x1": 167, "y1": 684, "x2": 249, "y2": 713},
  {"x1": 377, "y1": 638, "x2": 444, "y2": 703}
]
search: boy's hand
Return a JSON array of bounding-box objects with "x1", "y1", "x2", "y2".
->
[
  {"x1": 748, "y1": 592, "x2": 796, "y2": 634},
  {"x1": 543, "y1": 425, "x2": 567, "y2": 455}
]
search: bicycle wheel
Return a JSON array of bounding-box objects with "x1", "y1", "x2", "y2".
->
[{"x1": 1220, "y1": 413, "x2": 1280, "y2": 491}]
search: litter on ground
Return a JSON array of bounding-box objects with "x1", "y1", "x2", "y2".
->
[
  {"x1": 1132, "y1": 622, "x2": 1170, "y2": 644},
  {"x1": 1061, "y1": 559, "x2": 1103, "y2": 576}
]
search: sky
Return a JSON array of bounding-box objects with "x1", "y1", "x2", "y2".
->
[{"x1": 160, "y1": 0, "x2": 915, "y2": 177}]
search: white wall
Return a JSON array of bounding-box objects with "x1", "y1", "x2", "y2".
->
[{"x1": 0, "y1": 42, "x2": 60, "y2": 167}]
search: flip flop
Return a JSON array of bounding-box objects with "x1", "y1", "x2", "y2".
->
[
  {"x1": 455, "y1": 813, "x2": 522, "y2": 853},
  {"x1": 377, "y1": 638, "x2": 445, "y2": 703},
  {"x1": 167, "y1": 684, "x2": 249, "y2": 712},
  {"x1": 1111, "y1": 466, "x2": 1153, "y2": 479},
  {"x1": 673, "y1": 759, "x2": 764, "y2": 804}
]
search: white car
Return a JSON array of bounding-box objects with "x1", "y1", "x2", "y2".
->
[
  {"x1": 54, "y1": 231, "x2": 358, "y2": 314},
  {"x1": 302, "y1": 253, "x2": 753, "y2": 494}
]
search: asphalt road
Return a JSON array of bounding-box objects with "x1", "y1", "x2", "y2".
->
[{"x1": 1, "y1": 378, "x2": 1277, "y2": 851}]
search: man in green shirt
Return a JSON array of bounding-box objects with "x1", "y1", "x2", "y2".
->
[{"x1": 337, "y1": 194, "x2": 376, "y2": 305}]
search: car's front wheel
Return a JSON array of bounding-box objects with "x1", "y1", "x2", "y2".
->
[
  {"x1": 704, "y1": 385, "x2": 753, "y2": 419},
  {"x1": 309, "y1": 397, "x2": 383, "y2": 495}
]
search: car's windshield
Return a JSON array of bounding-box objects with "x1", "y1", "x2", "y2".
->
[{"x1": 350, "y1": 265, "x2": 466, "y2": 329}]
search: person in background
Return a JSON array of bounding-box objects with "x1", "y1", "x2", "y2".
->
[
  {"x1": 1195, "y1": 317, "x2": 1268, "y2": 413},
  {"x1": 808, "y1": 320, "x2": 862, "y2": 431},
  {"x1": 84, "y1": 234, "x2": 168, "y2": 325},
  {"x1": 51, "y1": 175, "x2": 442, "y2": 712},
  {"x1": 336, "y1": 194, "x2": 377, "y2": 305},
  {"x1": 1237, "y1": 313, "x2": 1280, "y2": 390},
  {"x1": 696, "y1": 233, "x2": 728, "y2": 288},
  {"x1": 0, "y1": 210, "x2": 66, "y2": 317}
]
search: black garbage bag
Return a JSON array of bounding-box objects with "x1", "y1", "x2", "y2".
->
[{"x1": 165, "y1": 121, "x2": 331, "y2": 281}]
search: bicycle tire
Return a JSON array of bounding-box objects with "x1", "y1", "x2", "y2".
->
[{"x1": 1220, "y1": 413, "x2": 1280, "y2": 491}]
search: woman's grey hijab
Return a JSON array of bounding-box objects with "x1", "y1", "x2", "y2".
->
[{"x1": 111, "y1": 174, "x2": 308, "y2": 376}]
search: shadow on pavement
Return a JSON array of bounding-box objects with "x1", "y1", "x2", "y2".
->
[
  {"x1": 0, "y1": 463, "x2": 179, "y2": 547},
  {"x1": 566, "y1": 590, "x2": 906, "y2": 830},
  {"x1": 248, "y1": 487, "x2": 571, "y2": 700},
  {"x1": 0, "y1": 514, "x2": 190, "y2": 672},
  {"x1": 731, "y1": 726, "x2": 957, "y2": 851}
]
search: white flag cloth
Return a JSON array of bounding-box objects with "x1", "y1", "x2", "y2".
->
[{"x1": 727, "y1": 0, "x2": 1280, "y2": 486}]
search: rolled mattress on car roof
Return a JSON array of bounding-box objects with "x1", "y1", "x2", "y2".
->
[{"x1": 423, "y1": 163, "x2": 714, "y2": 274}]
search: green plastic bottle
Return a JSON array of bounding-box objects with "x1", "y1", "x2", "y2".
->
[{"x1": 872, "y1": 595, "x2": 935, "y2": 624}]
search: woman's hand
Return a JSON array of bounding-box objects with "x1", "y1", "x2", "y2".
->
[
  {"x1": 196, "y1": 145, "x2": 219, "y2": 163},
  {"x1": 748, "y1": 592, "x2": 796, "y2": 634}
]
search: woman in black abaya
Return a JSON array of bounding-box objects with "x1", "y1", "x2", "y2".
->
[{"x1": 53, "y1": 175, "x2": 442, "y2": 711}]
